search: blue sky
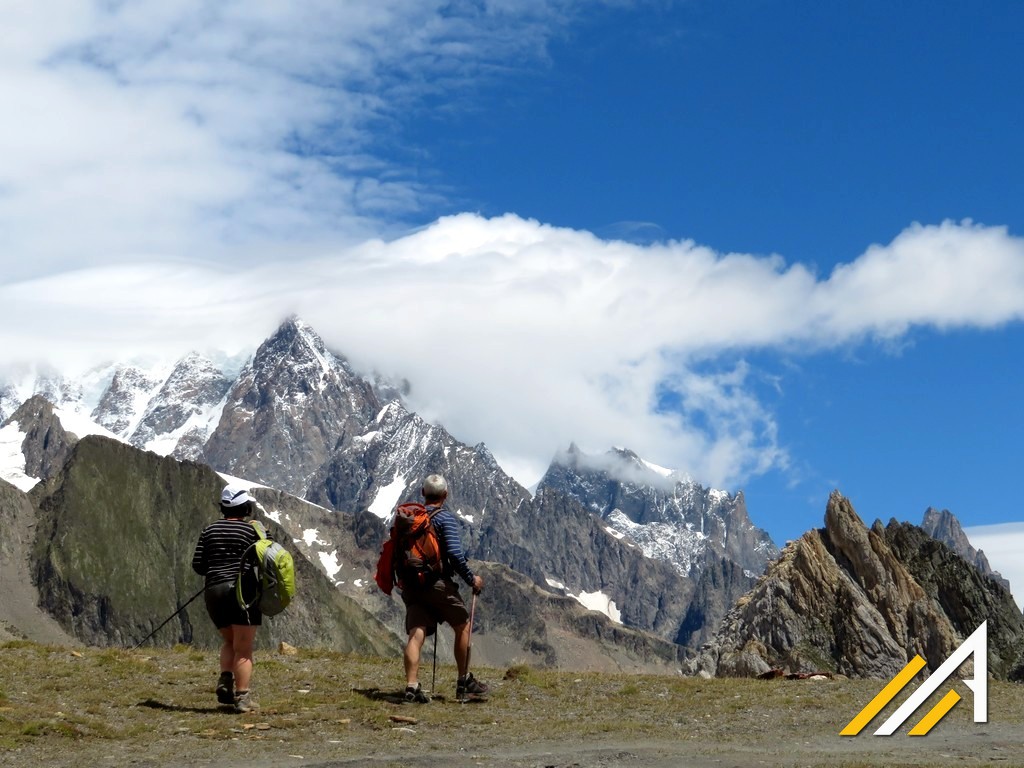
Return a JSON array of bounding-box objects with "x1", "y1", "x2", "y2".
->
[{"x1": 1, "y1": 1, "x2": 1023, "y2": 562}]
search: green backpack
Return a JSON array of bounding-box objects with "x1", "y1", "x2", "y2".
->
[{"x1": 237, "y1": 520, "x2": 296, "y2": 616}]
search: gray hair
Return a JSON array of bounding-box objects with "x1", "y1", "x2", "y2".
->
[{"x1": 422, "y1": 474, "x2": 448, "y2": 501}]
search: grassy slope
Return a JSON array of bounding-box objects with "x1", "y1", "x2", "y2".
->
[{"x1": 1, "y1": 640, "x2": 1023, "y2": 768}]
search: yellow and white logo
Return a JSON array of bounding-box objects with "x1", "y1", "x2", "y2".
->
[{"x1": 841, "y1": 621, "x2": 987, "y2": 736}]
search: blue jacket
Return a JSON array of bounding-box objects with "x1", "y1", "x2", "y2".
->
[{"x1": 428, "y1": 504, "x2": 475, "y2": 585}]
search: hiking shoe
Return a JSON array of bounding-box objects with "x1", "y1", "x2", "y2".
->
[
  {"x1": 215, "y1": 672, "x2": 234, "y2": 705},
  {"x1": 456, "y1": 673, "x2": 488, "y2": 700},
  {"x1": 404, "y1": 683, "x2": 429, "y2": 703},
  {"x1": 233, "y1": 689, "x2": 258, "y2": 713}
]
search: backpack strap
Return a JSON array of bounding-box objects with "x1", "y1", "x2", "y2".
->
[
  {"x1": 250, "y1": 520, "x2": 268, "y2": 540},
  {"x1": 236, "y1": 520, "x2": 269, "y2": 611}
]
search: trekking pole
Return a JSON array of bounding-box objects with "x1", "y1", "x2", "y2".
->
[
  {"x1": 466, "y1": 592, "x2": 477, "y2": 672},
  {"x1": 131, "y1": 586, "x2": 205, "y2": 650},
  {"x1": 431, "y1": 630, "x2": 438, "y2": 697}
]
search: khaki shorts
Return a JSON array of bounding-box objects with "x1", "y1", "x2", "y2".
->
[{"x1": 400, "y1": 578, "x2": 469, "y2": 636}]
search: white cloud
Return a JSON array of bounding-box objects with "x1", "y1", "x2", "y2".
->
[
  {"x1": 964, "y1": 523, "x2": 1024, "y2": 611},
  {"x1": 3, "y1": 215, "x2": 1024, "y2": 492}
]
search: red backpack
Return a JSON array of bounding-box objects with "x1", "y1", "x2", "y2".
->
[{"x1": 374, "y1": 502, "x2": 444, "y2": 594}]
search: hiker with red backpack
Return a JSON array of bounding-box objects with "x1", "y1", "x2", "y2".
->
[{"x1": 380, "y1": 474, "x2": 488, "y2": 703}]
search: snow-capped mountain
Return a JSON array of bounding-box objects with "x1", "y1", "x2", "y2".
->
[
  {"x1": 91, "y1": 364, "x2": 166, "y2": 436},
  {"x1": 538, "y1": 444, "x2": 779, "y2": 578},
  {"x1": 0, "y1": 315, "x2": 776, "y2": 648},
  {"x1": 201, "y1": 317, "x2": 381, "y2": 496},
  {"x1": 129, "y1": 353, "x2": 233, "y2": 459}
]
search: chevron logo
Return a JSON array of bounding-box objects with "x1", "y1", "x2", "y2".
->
[{"x1": 841, "y1": 621, "x2": 988, "y2": 736}]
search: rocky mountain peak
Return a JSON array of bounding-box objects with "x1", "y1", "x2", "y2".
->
[
  {"x1": 253, "y1": 316, "x2": 351, "y2": 385},
  {"x1": 921, "y1": 506, "x2": 1011, "y2": 591},
  {"x1": 687, "y1": 490, "x2": 1024, "y2": 680},
  {"x1": 3, "y1": 395, "x2": 76, "y2": 486},
  {"x1": 201, "y1": 317, "x2": 381, "y2": 495}
]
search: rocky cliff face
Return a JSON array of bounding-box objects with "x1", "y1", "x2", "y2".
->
[
  {"x1": 308, "y1": 399, "x2": 529, "y2": 529},
  {"x1": 5, "y1": 396, "x2": 75, "y2": 483},
  {"x1": 688, "y1": 491, "x2": 1024, "y2": 679},
  {"x1": 921, "y1": 506, "x2": 1011, "y2": 591},
  {"x1": 0, "y1": 479, "x2": 78, "y2": 644},
  {"x1": 475, "y1": 487, "x2": 696, "y2": 639},
  {"x1": 676, "y1": 551, "x2": 755, "y2": 647},
  {"x1": 91, "y1": 365, "x2": 163, "y2": 436},
  {"x1": 535, "y1": 444, "x2": 778, "y2": 646},
  {"x1": 538, "y1": 445, "x2": 777, "y2": 577},
  {"x1": 30, "y1": 435, "x2": 397, "y2": 655}
]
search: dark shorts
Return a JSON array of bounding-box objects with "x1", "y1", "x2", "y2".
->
[
  {"x1": 400, "y1": 578, "x2": 469, "y2": 636},
  {"x1": 205, "y1": 579, "x2": 262, "y2": 629}
]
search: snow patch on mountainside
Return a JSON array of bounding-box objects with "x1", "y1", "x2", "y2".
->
[
  {"x1": 303, "y1": 528, "x2": 329, "y2": 547},
  {"x1": 568, "y1": 589, "x2": 622, "y2": 624},
  {"x1": 0, "y1": 421, "x2": 40, "y2": 492},
  {"x1": 319, "y1": 550, "x2": 342, "y2": 580},
  {"x1": 368, "y1": 474, "x2": 407, "y2": 519},
  {"x1": 143, "y1": 389, "x2": 230, "y2": 456},
  {"x1": 604, "y1": 509, "x2": 708, "y2": 576},
  {"x1": 53, "y1": 407, "x2": 121, "y2": 441}
]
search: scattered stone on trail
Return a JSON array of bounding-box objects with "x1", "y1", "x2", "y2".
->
[
  {"x1": 389, "y1": 715, "x2": 418, "y2": 724},
  {"x1": 279, "y1": 642, "x2": 298, "y2": 655}
]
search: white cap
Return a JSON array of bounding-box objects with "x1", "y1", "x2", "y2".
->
[{"x1": 220, "y1": 484, "x2": 252, "y2": 507}]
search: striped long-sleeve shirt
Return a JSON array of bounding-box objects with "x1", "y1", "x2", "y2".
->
[
  {"x1": 192, "y1": 518, "x2": 260, "y2": 587},
  {"x1": 430, "y1": 506, "x2": 475, "y2": 585}
]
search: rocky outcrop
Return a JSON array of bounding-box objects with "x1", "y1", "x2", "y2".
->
[
  {"x1": 5, "y1": 395, "x2": 76, "y2": 482},
  {"x1": 688, "y1": 491, "x2": 1024, "y2": 679},
  {"x1": 30, "y1": 435, "x2": 397, "y2": 655},
  {"x1": 0, "y1": 479, "x2": 78, "y2": 644},
  {"x1": 883, "y1": 519, "x2": 1024, "y2": 680},
  {"x1": 921, "y1": 507, "x2": 1011, "y2": 591}
]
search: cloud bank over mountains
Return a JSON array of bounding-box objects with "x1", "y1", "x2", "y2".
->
[
  {"x1": 5, "y1": 214, "x2": 1024, "y2": 489},
  {"x1": 3, "y1": 2, "x2": 1024, "y2": 492}
]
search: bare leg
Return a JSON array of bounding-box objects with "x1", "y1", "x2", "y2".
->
[
  {"x1": 231, "y1": 624, "x2": 257, "y2": 691},
  {"x1": 404, "y1": 627, "x2": 426, "y2": 686},
  {"x1": 218, "y1": 627, "x2": 234, "y2": 673},
  {"x1": 452, "y1": 621, "x2": 471, "y2": 677}
]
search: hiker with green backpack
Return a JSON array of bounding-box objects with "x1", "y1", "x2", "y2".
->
[
  {"x1": 191, "y1": 483, "x2": 266, "y2": 713},
  {"x1": 379, "y1": 474, "x2": 488, "y2": 703}
]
